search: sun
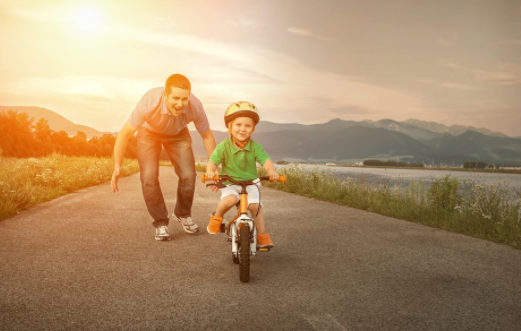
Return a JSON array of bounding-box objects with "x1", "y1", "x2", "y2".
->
[{"x1": 72, "y1": 4, "x2": 102, "y2": 32}]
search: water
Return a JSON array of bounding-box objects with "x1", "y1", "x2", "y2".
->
[{"x1": 292, "y1": 164, "x2": 521, "y2": 196}]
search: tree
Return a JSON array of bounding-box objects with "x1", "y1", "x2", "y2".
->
[
  {"x1": 51, "y1": 130, "x2": 72, "y2": 155},
  {"x1": 0, "y1": 110, "x2": 136, "y2": 159},
  {"x1": 34, "y1": 118, "x2": 54, "y2": 156},
  {"x1": 0, "y1": 110, "x2": 39, "y2": 157},
  {"x1": 71, "y1": 131, "x2": 90, "y2": 156},
  {"x1": 463, "y1": 161, "x2": 487, "y2": 169}
]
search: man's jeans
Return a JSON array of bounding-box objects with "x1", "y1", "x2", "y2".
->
[{"x1": 136, "y1": 127, "x2": 196, "y2": 228}]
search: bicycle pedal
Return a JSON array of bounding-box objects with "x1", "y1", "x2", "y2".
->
[{"x1": 258, "y1": 247, "x2": 271, "y2": 252}]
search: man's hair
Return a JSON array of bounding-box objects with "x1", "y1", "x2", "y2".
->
[{"x1": 165, "y1": 74, "x2": 191, "y2": 94}]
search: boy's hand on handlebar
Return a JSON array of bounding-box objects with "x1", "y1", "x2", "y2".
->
[
  {"x1": 268, "y1": 170, "x2": 279, "y2": 182},
  {"x1": 204, "y1": 171, "x2": 219, "y2": 181},
  {"x1": 205, "y1": 171, "x2": 220, "y2": 193}
]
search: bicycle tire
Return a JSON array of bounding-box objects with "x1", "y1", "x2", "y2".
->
[{"x1": 239, "y1": 225, "x2": 251, "y2": 282}]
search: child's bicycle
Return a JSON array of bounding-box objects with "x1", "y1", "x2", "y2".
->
[{"x1": 201, "y1": 173, "x2": 286, "y2": 282}]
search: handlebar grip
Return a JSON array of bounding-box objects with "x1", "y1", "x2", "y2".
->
[
  {"x1": 201, "y1": 174, "x2": 219, "y2": 183},
  {"x1": 269, "y1": 174, "x2": 287, "y2": 184}
]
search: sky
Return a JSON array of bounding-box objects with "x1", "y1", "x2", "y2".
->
[{"x1": 1, "y1": 0, "x2": 520, "y2": 136}]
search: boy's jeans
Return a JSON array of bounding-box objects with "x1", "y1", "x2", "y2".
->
[{"x1": 136, "y1": 127, "x2": 196, "y2": 228}]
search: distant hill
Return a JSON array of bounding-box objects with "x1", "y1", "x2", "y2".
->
[
  {"x1": 255, "y1": 125, "x2": 430, "y2": 161},
  {"x1": 404, "y1": 119, "x2": 509, "y2": 138},
  {"x1": 431, "y1": 130, "x2": 521, "y2": 162},
  {"x1": 257, "y1": 118, "x2": 508, "y2": 144},
  {"x1": 191, "y1": 123, "x2": 521, "y2": 165},
  {"x1": 0, "y1": 106, "x2": 104, "y2": 139},
  {"x1": 3, "y1": 105, "x2": 520, "y2": 165}
]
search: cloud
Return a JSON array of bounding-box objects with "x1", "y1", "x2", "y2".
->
[
  {"x1": 307, "y1": 97, "x2": 377, "y2": 115},
  {"x1": 440, "y1": 83, "x2": 478, "y2": 90},
  {"x1": 328, "y1": 105, "x2": 377, "y2": 116},
  {"x1": 150, "y1": 16, "x2": 176, "y2": 29},
  {"x1": 227, "y1": 19, "x2": 262, "y2": 28},
  {"x1": 435, "y1": 39, "x2": 452, "y2": 46},
  {"x1": 4, "y1": 7, "x2": 434, "y2": 131},
  {"x1": 12, "y1": 74, "x2": 155, "y2": 102},
  {"x1": 438, "y1": 61, "x2": 520, "y2": 85},
  {"x1": 287, "y1": 27, "x2": 312, "y2": 37},
  {"x1": 416, "y1": 79, "x2": 436, "y2": 84},
  {"x1": 474, "y1": 71, "x2": 519, "y2": 85},
  {"x1": 287, "y1": 27, "x2": 335, "y2": 42},
  {"x1": 439, "y1": 61, "x2": 464, "y2": 70}
]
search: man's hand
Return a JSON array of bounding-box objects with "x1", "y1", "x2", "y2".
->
[
  {"x1": 111, "y1": 121, "x2": 137, "y2": 193},
  {"x1": 111, "y1": 166, "x2": 121, "y2": 192}
]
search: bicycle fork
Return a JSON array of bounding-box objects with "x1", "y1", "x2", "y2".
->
[
  {"x1": 229, "y1": 187, "x2": 259, "y2": 259},
  {"x1": 230, "y1": 215, "x2": 257, "y2": 258}
]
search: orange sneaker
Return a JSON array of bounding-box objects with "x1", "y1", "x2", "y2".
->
[
  {"x1": 257, "y1": 233, "x2": 274, "y2": 248},
  {"x1": 207, "y1": 214, "x2": 223, "y2": 234}
]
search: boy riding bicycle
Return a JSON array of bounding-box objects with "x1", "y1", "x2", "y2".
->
[{"x1": 205, "y1": 101, "x2": 279, "y2": 248}]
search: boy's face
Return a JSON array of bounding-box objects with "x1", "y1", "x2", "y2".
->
[
  {"x1": 230, "y1": 117, "x2": 255, "y2": 142},
  {"x1": 164, "y1": 87, "x2": 190, "y2": 116}
]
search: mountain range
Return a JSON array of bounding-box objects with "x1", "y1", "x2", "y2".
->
[
  {"x1": 2, "y1": 106, "x2": 520, "y2": 165},
  {"x1": 191, "y1": 119, "x2": 521, "y2": 165}
]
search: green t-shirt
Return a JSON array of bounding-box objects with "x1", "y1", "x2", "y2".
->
[{"x1": 209, "y1": 138, "x2": 270, "y2": 181}]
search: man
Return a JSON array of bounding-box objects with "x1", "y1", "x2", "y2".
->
[{"x1": 111, "y1": 74, "x2": 216, "y2": 241}]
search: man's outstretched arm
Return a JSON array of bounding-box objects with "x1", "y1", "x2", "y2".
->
[
  {"x1": 200, "y1": 129, "x2": 217, "y2": 159},
  {"x1": 111, "y1": 121, "x2": 137, "y2": 192}
]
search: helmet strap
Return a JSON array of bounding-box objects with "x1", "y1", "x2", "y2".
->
[
  {"x1": 232, "y1": 137, "x2": 249, "y2": 149},
  {"x1": 228, "y1": 121, "x2": 255, "y2": 149}
]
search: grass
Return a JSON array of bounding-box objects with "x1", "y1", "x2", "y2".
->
[
  {"x1": 0, "y1": 155, "x2": 140, "y2": 221},
  {"x1": 4, "y1": 158, "x2": 520, "y2": 249},
  {"x1": 260, "y1": 164, "x2": 521, "y2": 249}
]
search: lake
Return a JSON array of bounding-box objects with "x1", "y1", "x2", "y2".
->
[{"x1": 293, "y1": 164, "x2": 521, "y2": 195}]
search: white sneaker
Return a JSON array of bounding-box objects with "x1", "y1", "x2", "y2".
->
[
  {"x1": 172, "y1": 214, "x2": 199, "y2": 234},
  {"x1": 155, "y1": 225, "x2": 171, "y2": 241}
]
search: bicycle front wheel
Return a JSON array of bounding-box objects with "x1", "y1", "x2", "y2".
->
[{"x1": 239, "y1": 225, "x2": 251, "y2": 283}]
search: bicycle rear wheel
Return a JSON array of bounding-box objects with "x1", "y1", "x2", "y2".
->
[{"x1": 239, "y1": 225, "x2": 251, "y2": 282}]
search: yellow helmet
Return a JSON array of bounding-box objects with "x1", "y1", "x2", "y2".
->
[{"x1": 224, "y1": 101, "x2": 260, "y2": 127}]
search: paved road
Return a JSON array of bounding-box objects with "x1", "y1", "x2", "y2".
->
[{"x1": 1, "y1": 167, "x2": 520, "y2": 331}]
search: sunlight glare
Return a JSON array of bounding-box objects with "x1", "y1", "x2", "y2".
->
[{"x1": 72, "y1": 4, "x2": 102, "y2": 32}]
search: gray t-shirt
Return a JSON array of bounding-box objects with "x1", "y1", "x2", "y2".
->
[{"x1": 128, "y1": 87, "x2": 210, "y2": 135}]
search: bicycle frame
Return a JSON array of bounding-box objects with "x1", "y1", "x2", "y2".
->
[
  {"x1": 221, "y1": 177, "x2": 264, "y2": 259},
  {"x1": 202, "y1": 173, "x2": 286, "y2": 282}
]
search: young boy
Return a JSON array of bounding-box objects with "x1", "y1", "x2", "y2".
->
[{"x1": 205, "y1": 101, "x2": 279, "y2": 248}]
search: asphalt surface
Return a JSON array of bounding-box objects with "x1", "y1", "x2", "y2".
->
[{"x1": 1, "y1": 167, "x2": 520, "y2": 331}]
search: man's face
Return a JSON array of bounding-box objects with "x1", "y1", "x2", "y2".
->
[
  {"x1": 164, "y1": 87, "x2": 190, "y2": 116},
  {"x1": 230, "y1": 117, "x2": 255, "y2": 142}
]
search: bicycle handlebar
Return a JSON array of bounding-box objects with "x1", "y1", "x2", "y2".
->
[{"x1": 201, "y1": 173, "x2": 287, "y2": 185}]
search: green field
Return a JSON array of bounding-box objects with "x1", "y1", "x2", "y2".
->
[{"x1": 0, "y1": 155, "x2": 140, "y2": 221}]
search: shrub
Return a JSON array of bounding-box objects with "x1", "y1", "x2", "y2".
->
[{"x1": 428, "y1": 175, "x2": 461, "y2": 211}]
